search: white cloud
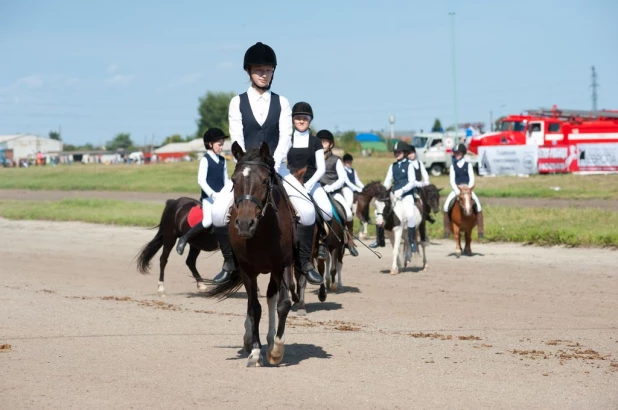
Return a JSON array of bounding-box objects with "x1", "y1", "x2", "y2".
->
[
  {"x1": 105, "y1": 74, "x2": 134, "y2": 86},
  {"x1": 107, "y1": 64, "x2": 118, "y2": 73},
  {"x1": 16, "y1": 75, "x2": 44, "y2": 89},
  {"x1": 167, "y1": 72, "x2": 202, "y2": 88}
]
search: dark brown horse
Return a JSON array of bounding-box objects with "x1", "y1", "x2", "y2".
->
[
  {"x1": 205, "y1": 142, "x2": 295, "y2": 367},
  {"x1": 448, "y1": 185, "x2": 477, "y2": 256},
  {"x1": 415, "y1": 184, "x2": 442, "y2": 245},
  {"x1": 136, "y1": 197, "x2": 218, "y2": 296},
  {"x1": 354, "y1": 181, "x2": 386, "y2": 240}
]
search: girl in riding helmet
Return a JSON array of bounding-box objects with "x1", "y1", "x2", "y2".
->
[
  {"x1": 380, "y1": 141, "x2": 424, "y2": 253},
  {"x1": 211, "y1": 42, "x2": 322, "y2": 286},
  {"x1": 286, "y1": 101, "x2": 332, "y2": 259},
  {"x1": 443, "y1": 143, "x2": 484, "y2": 238},
  {"x1": 318, "y1": 129, "x2": 359, "y2": 257},
  {"x1": 341, "y1": 153, "x2": 364, "y2": 210},
  {"x1": 176, "y1": 128, "x2": 230, "y2": 255}
]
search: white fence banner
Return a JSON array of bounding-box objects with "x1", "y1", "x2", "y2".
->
[
  {"x1": 577, "y1": 144, "x2": 618, "y2": 172},
  {"x1": 478, "y1": 146, "x2": 539, "y2": 176}
]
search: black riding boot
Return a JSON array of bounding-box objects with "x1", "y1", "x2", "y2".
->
[
  {"x1": 408, "y1": 226, "x2": 418, "y2": 253},
  {"x1": 176, "y1": 223, "x2": 207, "y2": 255},
  {"x1": 297, "y1": 224, "x2": 323, "y2": 285},
  {"x1": 212, "y1": 226, "x2": 236, "y2": 285},
  {"x1": 369, "y1": 226, "x2": 386, "y2": 248}
]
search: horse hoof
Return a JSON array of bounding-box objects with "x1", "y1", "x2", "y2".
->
[
  {"x1": 196, "y1": 282, "x2": 207, "y2": 292},
  {"x1": 266, "y1": 337, "x2": 285, "y2": 365},
  {"x1": 318, "y1": 286, "x2": 327, "y2": 302},
  {"x1": 296, "y1": 308, "x2": 307, "y2": 317},
  {"x1": 157, "y1": 287, "x2": 166, "y2": 297},
  {"x1": 390, "y1": 269, "x2": 399, "y2": 276},
  {"x1": 247, "y1": 349, "x2": 263, "y2": 367},
  {"x1": 329, "y1": 282, "x2": 337, "y2": 292}
]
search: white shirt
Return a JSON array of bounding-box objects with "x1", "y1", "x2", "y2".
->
[
  {"x1": 383, "y1": 159, "x2": 422, "y2": 198},
  {"x1": 449, "y1": 158, "x2": 475, "y2": 194},
  {"x1": 228, "y1": 87, "x2": 292, "y2": 171},
  {"x1": 323, "y1": 156, "x2": 347, "y2": 193},
  {"x1": 293, "y1": 129, "x2": 326, "y2": 192},
  {"x1": 409, "y1": 158, "x2": 430, "y2": 186},
  {"x1": 344, "y1": 166, "x2": 364, "y2": 192},
  {"x1": 197, "y1": 151, "x2": 229, "y2": 197}
]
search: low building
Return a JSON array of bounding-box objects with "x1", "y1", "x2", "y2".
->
[{"x1": 0, "y1": 134, "x2": 63, "y2": 163}]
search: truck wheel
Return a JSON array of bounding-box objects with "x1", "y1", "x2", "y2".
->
[{"x1": 430, "y1": 164, "x2": 443, "y2": 177}]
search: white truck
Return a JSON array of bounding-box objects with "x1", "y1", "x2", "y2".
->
[{"x1": 411, "y1": 132, "x2": 478, "y2": 176}]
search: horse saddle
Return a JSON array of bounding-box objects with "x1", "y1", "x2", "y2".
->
[
  {"x1": 446, "y1": 197, "x2": 478, "y2": 214},
  {"x1": 327, "y1": 193, "x2": 347, "y2": 226},
  {"x1": 187, "y1": 205, "x2": 203, "y2": 228}
]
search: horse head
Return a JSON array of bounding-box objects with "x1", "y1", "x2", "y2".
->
[
  {"x1": 231, "y1": 141, "x2": 275, "y2": 238},
  {"x1": 373, "y1": 188, "x2": 392, "y2": 227},
  {"x1": 457, "y1": 184, "x2": 474, "y2": 217},
  {"x1": 423, "y1": 184, "x2": 442, "y2": 214},
  {"x1": 289, "y1": 166, "x2": 307, "y2": 185}
]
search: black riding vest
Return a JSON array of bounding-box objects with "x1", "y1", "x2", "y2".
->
[
  {"x1": 453, "y1": 161, "x2": 470, "y2": 185},
  {"x1": 345, "y1": 167, "x2": 356, "y2": 184},
  {"x1": 200, "y1": 154, "x2": 226, "y2": 201},
  {"x1": 238, "y1": 92, "x2": 281, "y2": 155},
  {"x1": 392, "y1": 159, "x2": 412, "y2": 198}
]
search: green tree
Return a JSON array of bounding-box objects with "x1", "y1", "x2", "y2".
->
[
  {"x1": 196, "y1": 91, "x2": 235, "y2": 139},
  {"x1": 336, "y1": 130, "x2": 360, "y2": 153},
  {"x1": 431, "y1": 118, "x2": 443, "y2": 132},
  {"x1": 106, "y1": 133, "x2": 134, "y2": 151},
  {"x1": 49, "y1": 131, "x2": 61, "y2": 141},
  {"x1": 162, "y1": 134, "x2": 184, "y2": 145}
]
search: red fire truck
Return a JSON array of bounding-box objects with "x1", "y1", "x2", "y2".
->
[{"x1": 468, "y1": 106, "x2": 618, "y2": 154}]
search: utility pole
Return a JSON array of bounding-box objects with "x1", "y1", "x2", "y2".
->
[
  {"x1": 449, "y1": 12, "x2": 459, "y2": 143},
  {"x1": 591, "y1": 66, "x2": 599, "y2": 113}
]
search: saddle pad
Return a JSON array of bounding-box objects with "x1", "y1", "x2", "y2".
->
[{"x1": 187, "y1": 205, "x2": 203, "y2": 228}]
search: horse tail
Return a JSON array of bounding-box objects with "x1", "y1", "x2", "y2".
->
[
  {"x1": 136, "y1": 199, "x2": 176, "y2": 274},
  {"x1": 204, "y1": 270, "x2": 244, "y2": 300}
]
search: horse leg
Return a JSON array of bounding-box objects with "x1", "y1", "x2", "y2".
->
[
  {"x1": 464, "y1": 227, "x2": 472, "y2": 256},
  {"x1": 157, "y1": 237, "x2": 175, "y2": 296},
  {"x1": 336, "y1": 248, "x2": 343, "y2": 292},
  {"x1": 391, "y1": 227, "x2": 402, "y2": 275},
  {"x1": 266, "y1": 277, "x2": 278, "y2": 349},
  {"x1": 185, "y1": 246, "x2": 206, "y2": 291},
  {"x1": 293, "y1": 267, "x2": 307, "y2": 316},
  {"x1": 244, "y1": 274, "x2": 263, "y2": 367},
  {"x1": 453, "y1": 224, "x2": 462, "y2": 255},
  {"x1": 319, "y1": 253, "x2": 328, "y2": 302},
  {"x1": 420, "y1": 241, "x2": 428, "y2": 270},
  {"x1": 267, "y1": 267, "x2": 292, "y2": 365},
  {"x1": 329, "y1": 249, "x2": 338, "y2": 292}
]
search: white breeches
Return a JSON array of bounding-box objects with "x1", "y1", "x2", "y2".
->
[
  {"x1": 401, "y1": 195, "x2": 418, "y2": 228},
  {"x1": 332, "y1": 192, "x2": 353, "y2": 222},
  {"x1": 212, "y1": 163, "x2": 316, "y2": 227},
  {"x1": 443, "y1": 191, "x2": 482, "y2": 212},
  {"x1": 309, "y1": 183, "x2": 332, "y2": 221},
  {"x1": 201, "y1": 197, "x2": 214, "y2": 228},
  {"x1": 342, "y1": 187, "x2": 355, "y2": 208}
]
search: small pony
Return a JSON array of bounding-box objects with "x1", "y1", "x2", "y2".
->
[{"x1": 448, "y1": 184, "x2": 477, "y2": 256}]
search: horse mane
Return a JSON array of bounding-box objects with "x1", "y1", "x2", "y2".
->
[{"x1": 240, "y1": 147, "x2": 275, "y2": 170}]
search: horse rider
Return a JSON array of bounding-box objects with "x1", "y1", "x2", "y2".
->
[
  {"x1": 342, "y1": 153, "x2": 364, "y2": 209},
  {"x1": 317, "y1": 129, "x2": 359, "y2": 257},
  {"x1": 443, "y1": 143, "x2": 484, "y2": 238},
  {"x1": 406, "y1": 145, "x2": 434, "y2": 229},
  {"x1": 286, "y1": 101, "x2": 332, "y2": 260},
  {"x1": 372, "y1": 141, "x2": 424, "y2": 252},
  {"x1": 176, "y1": 127, "x2": 229, "y2": 255},
  {"x1": 210, "y1": 42, "x2": 323, "y2": 286}
]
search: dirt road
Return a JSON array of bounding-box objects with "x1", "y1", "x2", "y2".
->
[
  {"x1": 1, "y1": 188, "x2": 615, "y2": 209},
  {"x1": 1, "y1": 218, "x2": 616, "y2": 409}
]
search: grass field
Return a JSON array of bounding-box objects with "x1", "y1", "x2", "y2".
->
[
  {"x1": 1, "y1": 199, "x2": 616, "y2": 247},
  {"x1": 2, "y1": 158, "x2": 617, "y2": 199}
]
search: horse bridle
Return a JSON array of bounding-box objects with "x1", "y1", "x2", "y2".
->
[{"x1": 232, "y1": 160, "x2": 277, "y2": 219}]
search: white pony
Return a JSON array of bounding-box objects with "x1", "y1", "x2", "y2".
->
[{"x1": 374, "y1": 192, "x2": 427, "y2": 275}]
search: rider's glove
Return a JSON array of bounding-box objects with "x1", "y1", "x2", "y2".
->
[{"x1": 394, "y1": 189, "x2": 403, "y2": 199}]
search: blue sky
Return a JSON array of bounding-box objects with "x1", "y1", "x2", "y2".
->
[{"x1": 1, "y1": 0, "x2": 617, "y2": 146}]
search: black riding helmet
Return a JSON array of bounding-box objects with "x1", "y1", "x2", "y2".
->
[
  {"x1": 393, "y1": 141, "x2": 412, "y2": 153},
  {"x1": 343, "y1": 153, "x2": 353, "y2": 162},
  {"x1": 203, "y1": 127, "x2": 228, "y2": 148},
  {"x1": 453, "y1": 143, "x2": 467, "y2": 155},
  {"x1": 317, "y1": 130, "x2": 335, "y2": 150},
  {"x1": 243, "y1": 42, "x2": 277, "y2": 70},
  {"x1": 292, "y1": 101, "x2": 313, "y2": 119}
]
